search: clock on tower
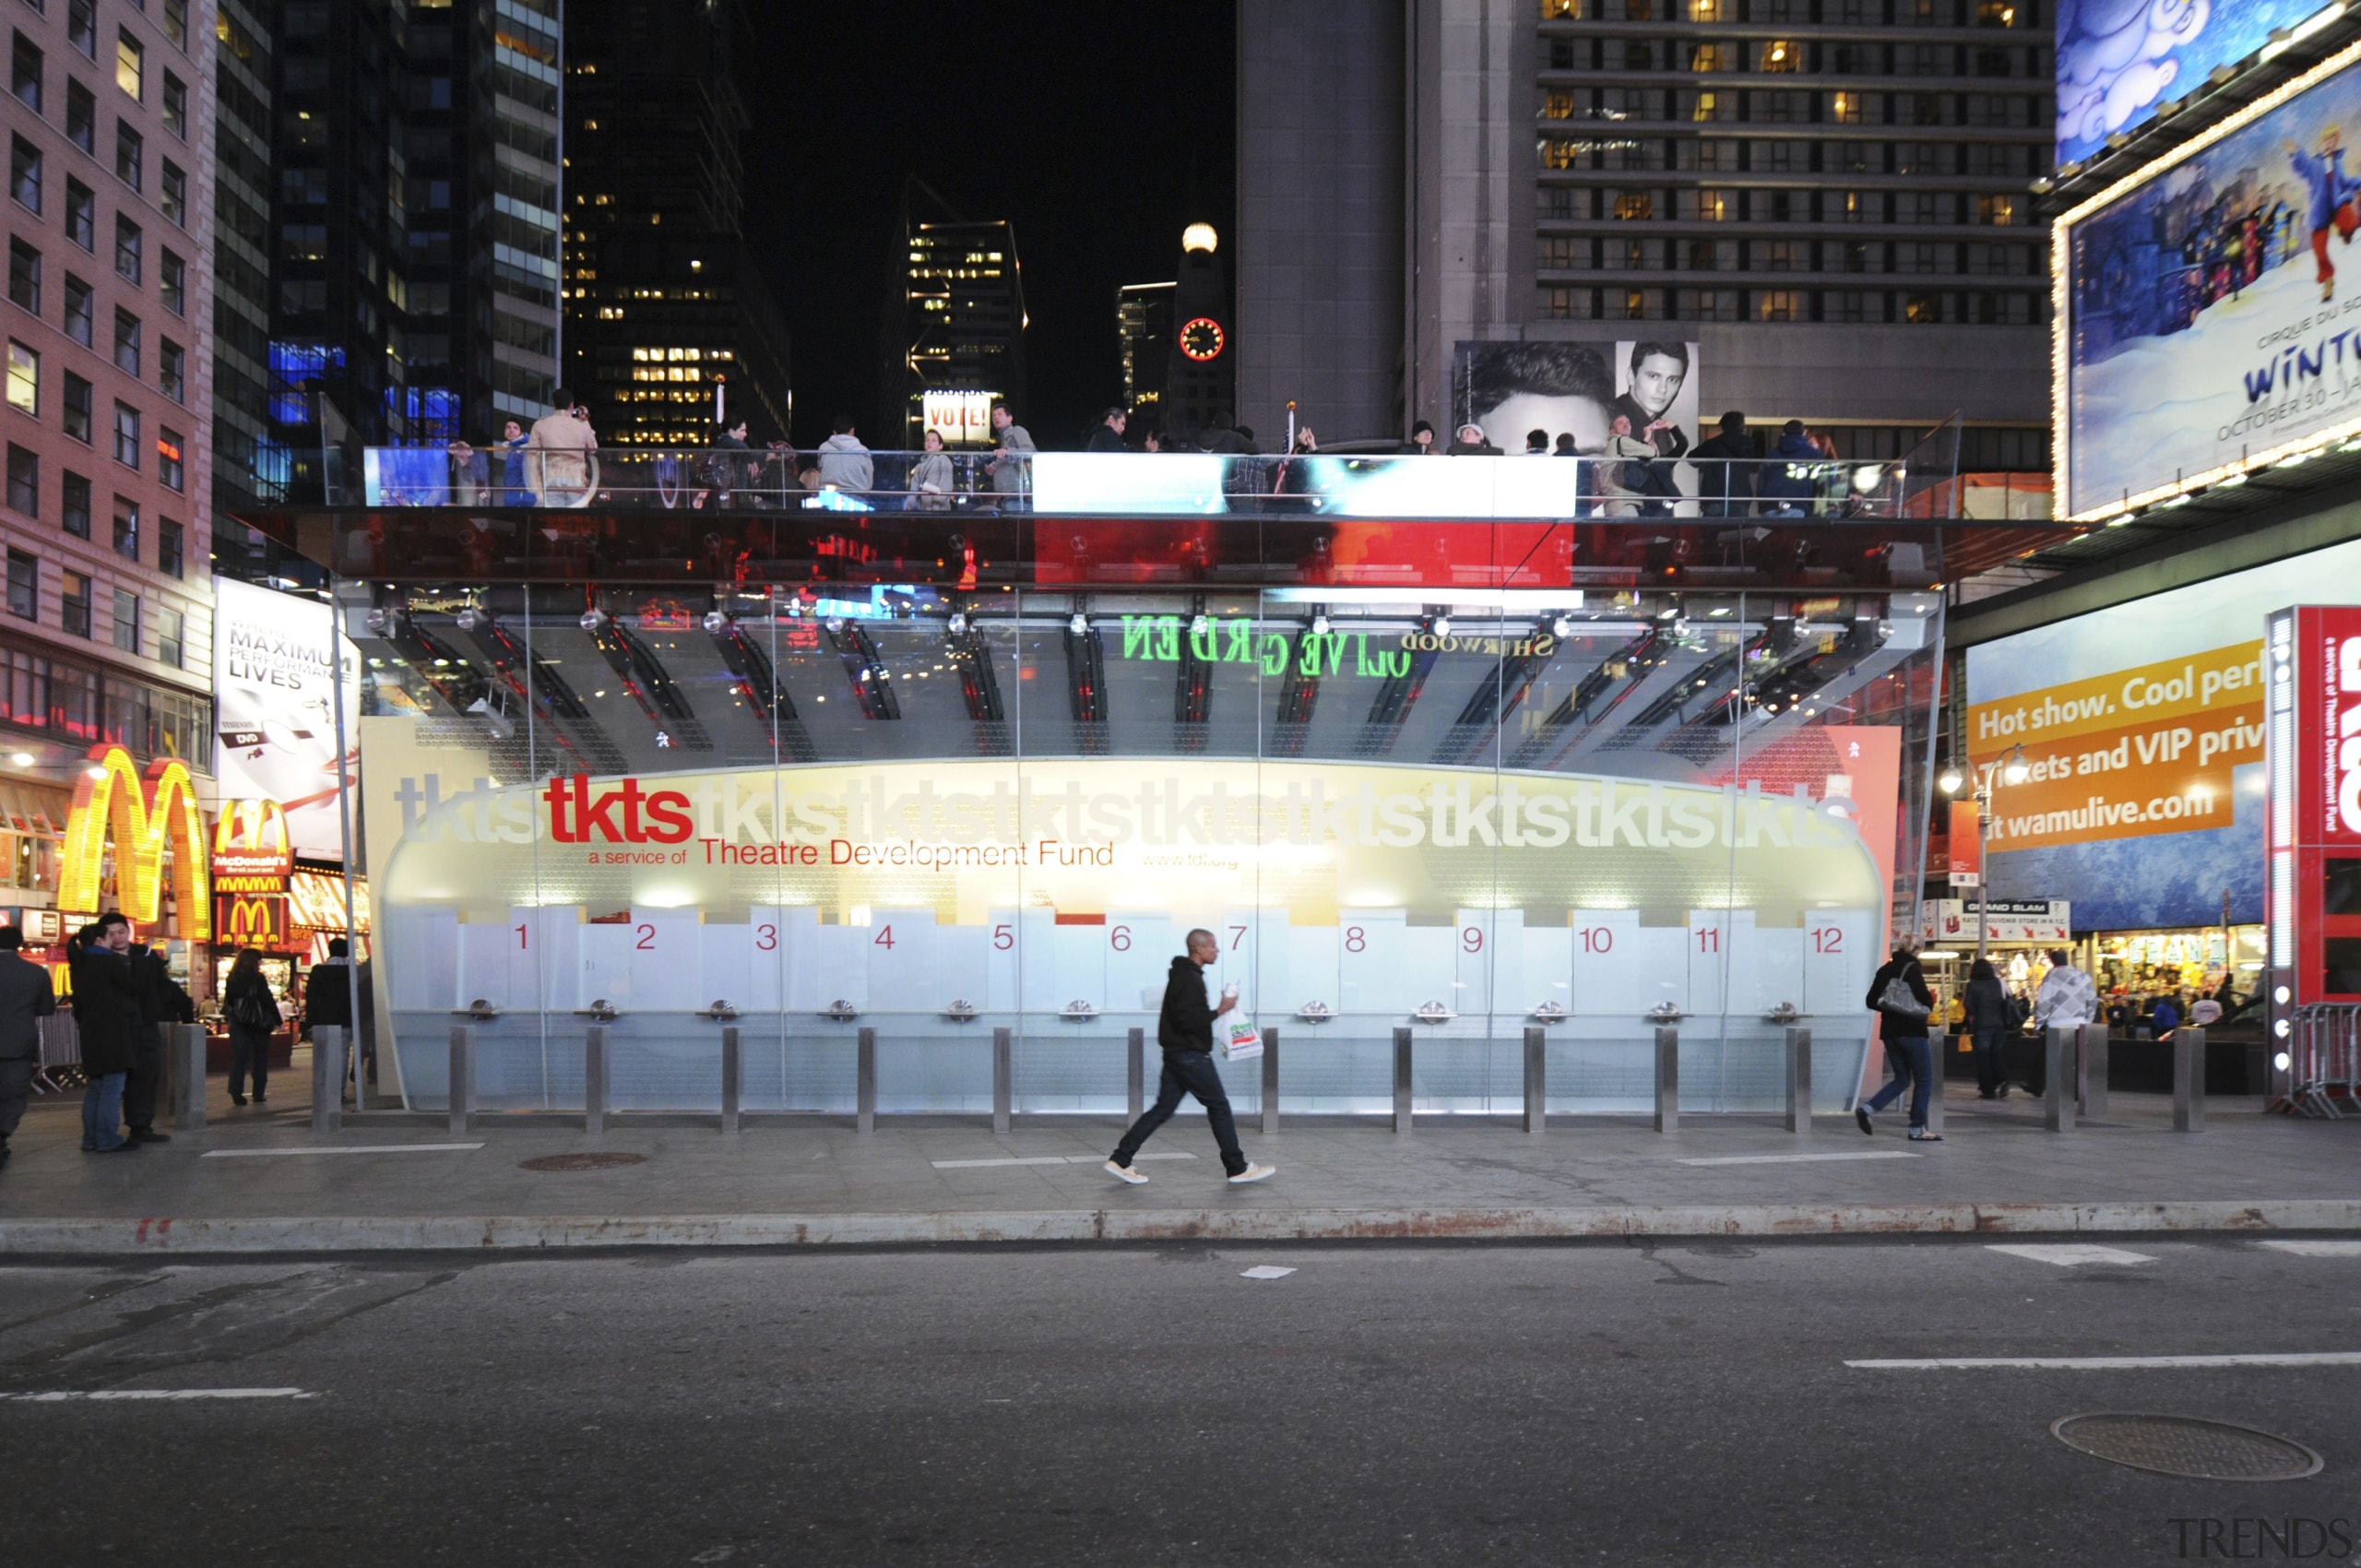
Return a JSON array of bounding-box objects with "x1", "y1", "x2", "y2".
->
[{"x1": 1178, "y1": 316, "x2": 1226, "y2": 362}]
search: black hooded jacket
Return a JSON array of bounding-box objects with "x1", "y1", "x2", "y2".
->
[{"x1": 1157, "y1": 956, "x2": 1216, "y2": 1054}]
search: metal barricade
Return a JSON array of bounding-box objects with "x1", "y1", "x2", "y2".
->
[
  {"x1": 2286, "y1": 1004, "x2": 2361, "y2": 1118},
  {"x1": 33, "y1": 1011, "x2": 80, "y2": 1093}
]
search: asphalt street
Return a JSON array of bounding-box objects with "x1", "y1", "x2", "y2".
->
[{"x1": 4, "y1": 1237, "x2": 2359, "y2": 1565}]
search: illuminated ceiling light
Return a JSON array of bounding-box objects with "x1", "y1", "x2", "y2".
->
[
  {"x1": 701, "y1": 610, "x2": 730, "y2": 634},
  {"x1": 579, "y1": 608, "x2": 609, "y2": 632},
  {"x1": 947, "y1": 612, "x2": 968, "y2": 637},
  {"x1": 1431, "y1": 616, "x2": 1452, "y2": 638},
  {"x1": 1311, "y1": 613, "x2": 1332, "y2": 637},
  {"x1": 1069, "y1": 612, "x2": 1088, "y2": 636},
  {"x1": 1551, "y1": 616, "x2": 1572, "y2": 638},
  {"x1": 1190, "y1": 613, "x2": 1210, "y2": 636},
  {"x1": 85, "y1": 765, "x2": 109, "y2": 780},
  {"x1": 824, "y1": 617, "x2": 845, "y2": 635},
  {"x1": 2218, "y1": 473, "x2": 2248, "y2": 489},
  {"x1": 7, "y1": 753, "x2": 31, "y2": 767}
]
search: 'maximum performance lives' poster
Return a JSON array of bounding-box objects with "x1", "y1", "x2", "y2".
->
[{"x1": 2064, "y1": 44, "x2": 2361, "y2": 518}]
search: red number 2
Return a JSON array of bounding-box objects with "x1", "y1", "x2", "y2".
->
[{"x1": 635, "y1": 923, "x2": 655, "y2": 951}]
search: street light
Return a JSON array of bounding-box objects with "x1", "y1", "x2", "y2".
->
[{"x1": 1954, "y1": 742, "x2": 2028, "y2": 971}]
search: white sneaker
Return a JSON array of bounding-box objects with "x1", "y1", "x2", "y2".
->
[
  {"x1": 1104, "y1": 1158, "x2": 1148, "y2": 1185},
  {"x1": 1228, "y1": 1162, "x2": 1277, "y2": 1184}
]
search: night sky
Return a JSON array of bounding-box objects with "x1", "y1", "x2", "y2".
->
[{"x1": 741, "y1": 3, "x2": 1237, "y2": 451}]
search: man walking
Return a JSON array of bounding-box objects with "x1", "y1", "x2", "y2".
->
[
  {"x1": 0, "y1": 926, "x2": 55, "y2": 1170},
  {"x1": 67, "y1": 915, "x2": 145, "y2": 1153},
  {"x1": 1106, "y1": 929, "x2": 1275, "y2": 1185},
  {"x1": 2031, "y1": 946, "x2": 2100, "y2": 1034}
]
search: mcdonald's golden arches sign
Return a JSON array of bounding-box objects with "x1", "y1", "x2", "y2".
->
[{"x1": 58, "y1": 745, "x2": 210, "y2": 939}]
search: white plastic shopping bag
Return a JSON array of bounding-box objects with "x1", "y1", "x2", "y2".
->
[{"x1": 1223, "y1": 1018, "x2": 1264, "y2": 1060}]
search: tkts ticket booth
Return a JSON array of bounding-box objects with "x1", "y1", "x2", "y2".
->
[
  {"x1": 2266, "y1": 607, "x2": 2361, "y2": 1113},
  {"x1": 218, "y1": 449, "x2": 2060, "y2": 1126}
]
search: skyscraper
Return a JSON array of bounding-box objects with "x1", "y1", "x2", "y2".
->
[
  {"x1": 1239, "y1": 0, "x2": 2051, "y2": 457},
  {"x1": 883, "y1": 184, "x2": 1026, "y2": 448},
  {"x1": 1, "y1": 0, "x2": 219, "y2": 824},
  {"x1": 1116, "y1": 280, "x2": 1174, "y2": 427},
  {"x1": 265, "y1": 0, "x2": 563, "y2": 478},
  {"x1": 210, "y1": 0, "x2": 273, "y2": 525},
  {"x1": 562, "y1": 0, "x2": 791, "y2": 448}
]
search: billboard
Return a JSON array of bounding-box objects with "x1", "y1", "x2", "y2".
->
[
  {"x1": 2061, "y1": 42, "x2": 2361, "y2": 518},
  {"x1": 2058, "y1": 0, "x2": 2327, "y2": 165},
  {"x1": 212, "y1": 577, "x2": 362, "y2": 861},
  {"x1": 1965, "y1": 534, "x2": 2361, "y2": 929},
  {"x1": 2265, "y1": 603, "x2": 2361, "y2": 1001}
]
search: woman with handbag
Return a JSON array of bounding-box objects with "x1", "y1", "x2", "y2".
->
[
  {"x1": 1857, "y1": 933, "x2": 1941, "y2": 1142},
  {"x1": 222, "y1": 948, "x2": 281, "y2": 1108}
]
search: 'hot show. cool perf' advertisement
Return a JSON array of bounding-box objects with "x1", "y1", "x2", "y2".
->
[{"x1": 2065, "y1": 43, "x2": 2361, "y2": 517}]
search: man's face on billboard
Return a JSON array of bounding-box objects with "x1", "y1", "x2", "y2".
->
[
  {"x1": 1478, "y1": 393, "x2": 1607, "y2": 455},
  {"x1": 1630, "y1": 352, "x2": 1687, "y2": 421}
]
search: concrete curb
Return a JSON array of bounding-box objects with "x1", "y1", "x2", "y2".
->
[{"x1": 4, "y1": 1200, "x2": 2358, "y2": 1253}]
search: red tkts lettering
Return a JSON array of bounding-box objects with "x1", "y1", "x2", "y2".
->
[{"x1": 543, "y1": 774, "x2": 693, "y2": 845}]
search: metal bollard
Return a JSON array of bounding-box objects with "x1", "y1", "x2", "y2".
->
[
  {"x1": 1393, "y1": 1026, "x2": 1414, "y2": 1133},
  {"x1": 1655, "y1": 1026, "x2": 1679, "y2": 1134},
  {"x1": 311, "y1": 1026, "x2": 345, "y2": 1135},
  {"x1": 1127, "y1": 1026, "x2": 1145, "y2": 1123},
  {"x1": 991, "y1": 1026, "x2": 1012, "y2": 1134},
  {"x1": 448, "y1": 1025, "x2": 474, "y2": 1136},
  {"x1": 856, "y1": 1026, "x2": 876, "y2": 1134},
  {"x1": 2043, "y1": 1027, "x2": 2076, "y2": 1134},
  {"x1": 351, "y1": 1015, "x2": 368, "y2": 1114},
  {"x1": 719, "y1": 1026, "x2": 742, "y2": 1135},
  {"x1": 584, "y1": 1025, "x2": 610, "y2": 1134},
  {"x1": 2079, "y1": 1026, "x2": 2109, "y2": 1122},
  {"x1": 1524, "y1": 1026, "x2": 1548, "y2": 1135},
  {"x1": 171, "y1": 1023, "x2": 207, "y2": 1132},
  {"x1": 2174, "y1": 1027, "x2": 2206, "y2": 1133},
  {"x1": 1925, "y1": 1037, "x2": 1944, "y2": 1136},
  {"x1": 1784, "y1": 1026, "x2": 1812, "y2": 1136},
  {"x1": 1261, "y1": 1026, "x2": 1279, "y2": 1136}
]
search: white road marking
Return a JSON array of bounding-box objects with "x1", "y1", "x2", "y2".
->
[
  {"x1": 1987, "y1": 1243, "x2": 2157, "y2": 1267},
  {"x1": 1678, "y1": 1151, "x2": 1921, "y2": 1166},
  {"x1": 0, "y1": 1387, "x2": 317, "y2": 1401},
  {"x1": 1848, "y1": 1352, "x2": 2361, "y2": 1371},
  {"x1": 1239, "y1": 1265, "x2": 1297, "y2": 1280},
  {"x1": 2260, "y1": 1241, "x2": 2361, "y2": 1257},
  {"x1": 931, "y1": 1153, "x2": 1196, "y2": 1170},
  {"x1": 201, "y1": 1144, "x2": 484, "y2": 1158}
]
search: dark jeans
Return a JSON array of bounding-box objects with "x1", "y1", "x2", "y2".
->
[
  {"x1": 1113, "y1": 1050, "x2": 1246, "y2": 1176},
  {"x1": 1865, "y1": 1033, "x2": 1933, "y2": 1131},
  {"x1": 1971, "y1": 1029, "x2": 2006, "y2": 1096},
  {"x1": 229, "y1": 1026, "x2": 272, "y2": 1099},
  {"x1": 0, "y1": 1052, "x2": 32, "y2": 1140},
  {"x1": 122, "y1": 1023, "x2": 162, "y2": 1130}
]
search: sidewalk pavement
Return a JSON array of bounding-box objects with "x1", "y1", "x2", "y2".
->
[{"x1": 3, "y1": 1063, "x2": 2358, "y2": 1253}]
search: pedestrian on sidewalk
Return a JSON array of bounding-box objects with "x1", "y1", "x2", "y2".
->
[
  {"x1": 0, "y1": 925, "x2": 56, "y2": 1170},
  {"x1": 1857, "y1": 933, "x2": 1940, "y2": 1142},
  {"x1": 2031, "y1": 947, "x2": 2100, "y2": 1034},
  {"x1": 1106, "y1": 929, "x2": 1275, "y2": 1186},
  {"x1": 67, "y1": 915, "x2": 144, "y2": 1153},
  {"x1": 120, "y1": 943, "x2": 191, "y2": 1145},
  {"x1": 1963, "y1": 956, "x2": 2011, "y2": 1100},
  {"x1": 223, "y1": 947, "x2": 281, "y2": 1108}
]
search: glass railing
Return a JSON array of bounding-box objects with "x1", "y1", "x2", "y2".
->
[{"x1": 358, "y1": 445, "x2": 1917, "y2": 521}]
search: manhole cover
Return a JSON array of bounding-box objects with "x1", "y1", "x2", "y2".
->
[
  {"x1": 2051, "y1": 1414, "x2": 2323, "y2": 1480},
  {"x1": 517, "y1": 1152, "x2": 648, "y2": 1172}
]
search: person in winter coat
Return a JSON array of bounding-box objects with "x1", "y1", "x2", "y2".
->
[
  {"x1": 815, "y1": 416, "x2": 874, "y2": 495},
  {"x1": 1858, "y1": 932, "x2": 1940, "y2": 1141},
  {"x1": 1756, "y1": 419, "x2": 1823, "y2": 517},
  {"x1": 499, "y1": 419, "x2": 533, "y2": 505},
  {"x1": 908, "y1": 428, "x2": 955, "y2": 511},
  {"x1": 119, "y1": 944, "x2": 193, "y2": 1144},
  {"x1": 67, "y1": 915, "x2": 145, "y2": 1152},
  {"x1": 1962, "y1": 956, "x2": 2011, "y2": 1100},
  {"x1": 1086, "y1": 408, "x2": 1129, "y2": 452},
  {"x1": 0, "y1": 925, "x2": 55, "y2": 1170},
  {"x1": 986, "y1": 403, "x2": 1036, "y2": 500},
  {"x1": 1691, "y1": 410, "x2": 1757, "y2": 517},
  {"x1": 1105, "y1": 929, "x2": 1275, "y2": 1185},
  {"x1": 1595, "y1": 415, "x2": 1660, "y2": 517},
  {"x1": 222, "y1": 947, "x2": 282, "y2": 1108}
]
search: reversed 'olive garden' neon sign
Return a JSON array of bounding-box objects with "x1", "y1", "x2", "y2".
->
[
  {"x1": 1115, "y1": 615, "x2": 1556, "y2": 679},
  {"x1": 58, "y1": 744, "x2": 210, "y2": 939}
]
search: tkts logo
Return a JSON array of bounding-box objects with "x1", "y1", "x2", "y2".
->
[{"x1": 541, "y1": 774, "x2": 694, "y2": 845}]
